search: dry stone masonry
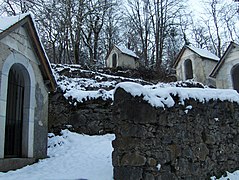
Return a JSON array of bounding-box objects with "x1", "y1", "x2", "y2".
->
[
  {"x1": 49, "y1": 63, "x2": 239, "y2": 179},
  {"x1": 48, "y1": 89, "x2": 114, "y2": 135},
  {"x1": 112, "y1": 86, "x2": 239, "y2": 180}
]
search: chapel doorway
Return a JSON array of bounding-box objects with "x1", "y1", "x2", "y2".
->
[
  {"x1": 4, "y1": 65, "x2": 25, "y2": 158},
  {"x1": 184, "y1": 59, "x2": 193, "y2": 80},
  {"x1": 112, "y1": 53, "x2": 117, "y2": 68}
]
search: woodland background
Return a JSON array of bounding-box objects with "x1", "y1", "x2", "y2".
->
[{"x1": 1, "y1": 0, "x2": 238, "y2": 71}]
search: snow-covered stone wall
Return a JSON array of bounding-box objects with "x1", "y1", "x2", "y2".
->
[
  {"x1": 48, "y1": 90, "x2": 115, "y2": 135},
  {"x1": 113, "y1": 84, "x2": 239, "y2": 179}
]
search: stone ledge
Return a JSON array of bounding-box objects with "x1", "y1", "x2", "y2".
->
[{"x1": 0, "y1": 158, "x2": 36, "y2": 172}]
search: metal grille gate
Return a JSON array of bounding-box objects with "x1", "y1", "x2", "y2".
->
[{"x1": 4, "y1": 67, "x2": 25, "y2": 158}]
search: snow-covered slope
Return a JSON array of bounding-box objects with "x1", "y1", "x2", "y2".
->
[
  {"x1": 52, "y1": 64, "x2": 153, "y2": 104},
  {"x1": 52, "y1": 64, "x2": 206, "y2": 105},
  {"x1": 53, "y1": 64, "x2": 239, "y2": 108}
]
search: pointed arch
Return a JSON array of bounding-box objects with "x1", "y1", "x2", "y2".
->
[
  {"x1": 0, "y1": 53, "x2": 35, "y2": 158},
  {"x1": 184, "y1": 59, "x2": 193, "y2": 80},
  {"x1": 112, "y1": 53, "x2": 117, "y2": 68}
]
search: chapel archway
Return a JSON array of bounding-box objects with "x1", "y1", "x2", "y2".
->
[
  {"x1": 4, "y1": 63, "x2": 31, "y2": 158},
  {"x1": 112, "y1": 53, "x2": 117, "y2": 68},
  {"x1": 231, "y1": 64, "x2": 239, "y2": 92},
  {"x1": 184, "y1": 59, "x2": 193, "y2": 80}
]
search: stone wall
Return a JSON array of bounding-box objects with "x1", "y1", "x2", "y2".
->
[
  {"x1": 113, "y1": 87, "x2": 239, "y2": 180},
  {"x1": 48, "y1": 90, "x2": 114, "y2": 135}
]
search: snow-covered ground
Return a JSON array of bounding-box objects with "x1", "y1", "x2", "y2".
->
[
  {"x1": 0, "y1": 130, "x2": 115, "y2": 180},
  {"x1": 0, "y1": 130, "x2": 238, "y2": 180}
]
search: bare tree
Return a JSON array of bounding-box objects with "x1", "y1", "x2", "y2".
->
[
  {"x1": 147, "y1": 0, "x2": 186, "y2": 70},
  {"x1": 102, "y1": 0, "x2": 122, "y2": 54},
  {"x1": 199, "y1": 0, "x2": 238, "y2": 57},
  {"x1": 125, "y1": 0, "x2": 151, "y2": 67},
  {"x1": 0, "y1": 0, "x2": 42, "y2": 15}
]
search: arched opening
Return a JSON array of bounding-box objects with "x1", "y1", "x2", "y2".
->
[
  {"x1": 112, "y1": 53, "x2": 117, "y2": 68},
  {"x1": 4, "y1": 64, "x2": 30, "y2": 158},
  {"x1": 231, "y1": 64, "x2": 239, "y2": 92},
  {"x1": 0, "y1": 53, "x2": 35, "y2": 159},
  {"x1": 184, "y1": 59, "x2": 193, "y2": 80}
]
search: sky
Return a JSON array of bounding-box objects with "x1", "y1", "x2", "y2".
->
[{"x1": 188, "y1": 0, "x2": 204, "y2": 13}]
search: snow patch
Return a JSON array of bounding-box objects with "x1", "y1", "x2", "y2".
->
[
  {"x1": 115, "y1": 82, "x2": 239, "y2": 108},
  {"x1": 184, "y1": 105, "x2": 193, "y2": 114},
  {"x1": 157, "y1": 164, "x2": 161, "y2": 171},
  {"x1": 211, "y1": 170, "x2": 239, "y2": 180}
]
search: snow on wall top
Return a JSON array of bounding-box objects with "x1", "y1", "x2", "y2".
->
[
  {"x1": 0, "y1": 13, "x2": 30, "y2": 33},
  {"x1": 115, "y1": 45, "x2": 139, "y2": 58},
  {"x1": 115, "y1": 82, "x2": 239, "y2": 108},
  {"x1": 187, "y1": 45, "x2": 220, "y2": 61},
  {"x1": 54, "y1": 64, "x2": 239, "y2": 107}
]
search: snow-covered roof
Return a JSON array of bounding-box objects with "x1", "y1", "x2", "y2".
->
[
  {"x1": 210, "y1": 42, "x2": 239, "y2": 78},
  {"x1": 115, "y1": 45, "x2": 139, "y2": 58},
  {"x1": 0, "y1": 13, "x2": 57, "y2": 91},
  {"x1": 173, "y1": 45, "x2": 220, "y2": 68},
  {"x1": 187, "y1": 45, "x2": 220, "y2": 61},
  {"x1": 0, "y1": 13, "x2": 30, "y2": 33}
]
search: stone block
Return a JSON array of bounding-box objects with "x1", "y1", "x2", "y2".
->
[
  {"x1": 156, "y1": 172, "x2": 177, "y2": 180},
  {"x1": 121, "y1": 152, "x2": 147, "y2": 166},
  {"x1": 147, "y1": 157, "x2": 157, "y2": 167},
  {"x1": 144, "y1": 173, "x2": 155, "y2": 180},
  {"x1": 114, "y1": 167, "x2": 143, "y2": 180},
  {"x1": 0, "y1": 158, "x2": 36, "y2": 172}
]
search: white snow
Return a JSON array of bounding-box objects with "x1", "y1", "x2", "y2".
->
[
  {"x1": 0, "y1": 13, "x2": 30, "y2": 32},
  {"x1": 211, "y1": 170, "x2": 239, "y2": 180},
  {"x1": 64, "y1": 88, "x2": 114, "y2": 103},
  {"x1": 157, "y1": 164, "x2": 161, "y2": 171},
  {"x1": 53, "y1": 64, "x2": 239, "y2": 107},
  {"x1": 185, "y1": 105, "x2": 193, "y2": 110},
  {"x1": 115, "y1": 45, "x2": 139, "y2": 58},
  {"x1": 187, "y1": 45, "x2": 220, "y2": 61},
  {"x1": 0, "y1": 130, "x2": 115, "y2": 180},
  {"x1": 184, "y1": 105, "x2": 193, "y2": 114},
  {"x1": 52, "y1": 64, "x2": 149, "y2": 104},
  {"x1": 115, "y1": 82, "x2": 239, "y2": 108}
]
